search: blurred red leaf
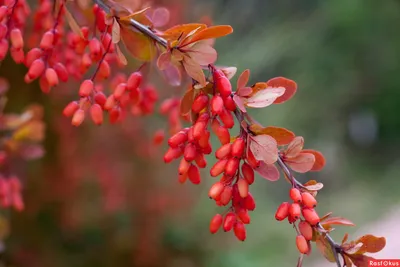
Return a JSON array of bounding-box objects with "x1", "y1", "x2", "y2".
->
[
  {"x1": 237, "y1": 69, "x2": 250, "y2": 90},
  {"x1": 321, "y1": 217, "x2": 355, "y2": 228},
  {"x1": 181, "y1": 25, "x2": 233, "y2": 47},
  {"x1": 180, "y1": 89, "x2": 194, "y2": 115},
  {"x1": 356, "y1": 235, "x2": 386, "y2": 254}
]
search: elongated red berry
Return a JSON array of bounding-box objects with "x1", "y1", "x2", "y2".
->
[
  {"x1": 243, "y1": 193, "x2": 256, "y2": 210},
  {"x1": 63, "y1": 101, "x2": 79, "y2": 117},
  {"x1": 168, "y1": 131, "x2": 188, "y2": 147},
  {"x1": 302, "y1": 208, "x2": 320, "y2": 225},
  {"x1": 195, "y1": 153, "x2": 207, "y2": 168},
  {"x1": 188, "y1": 164, "x2": 201, "y2": 184},
  {"x1": 296, "y1": 235, "x2": 309, "y2": 254},
  {"x1": 219, "y1": 108, "x2": 234, "y2": 128},
  {"x1": 71, "y1": 109, "x2": 85, "y2": 126},
  {"x1": 127, "y1": 72, "x2": 142, "y2": 91},
  {"x1": 241, "y1": 163, "x2": 255, "y2": 185},
  {"x1": 301, "y1": 192, "x2": 317, "y2": 208},
  {"x1": 215, "y1": 143, "x2": 232, "y2": 159},
  {"x1": 10, "y1": 29, "x2": 23, "y2": 49},
  {"x1": 237, "y1": 208, "x2": 250, "y2": 224},
  {"x1": 191, "y1": 94, "x2": 209, "y2": 113},
  {"x1": 208, "y1": 182, "x2": 224, "y2": 200},
  {"x1": 298, "y1": 221, "x2": 313, "y2": 240},
  {"x1": 224, "y1": 96, "x2": 236, "y2": 111},
  {"x1": 210, "y1": 159, "x2": 228, "y2": 177},
  {"x1": 237, "y1": 179, "x2": 249, "y2": 198},
  {"x1": 210, "y1": 214, "x2": 223, "y2": 234},
  {"x1": 223, "y1": 212, "x2": 236, "y2": 232},
  {"x1": 113, "y1": 83, "x2": 126, "y2": 100},
  {"x1": 90, "y1": 104, "x2": 103, "y2": 125},
  {"x1": 193, "y1": 121, "x2": 206, "y2": 140},
  {"x1": 231, "y1": 138, "x2": 245, "y2": 158},
  {"x1": 211, "y1": 95, "x2": 224, "y2": 115},
  {"x1": 178, "y1": 158, "x2": 190, "y2": 175},
  {"x1": 219, "y1": 186, "x2": 233, "y2": 206},
  {"x1": 45, "y1": 68, "x2": 59, "y2": 87},
  {"x1": 163, "y1": 147, "x2": 183, "y2": 163},
  {"x1": 289, "y1": 203, "x2": 301, "y2": 219},
  {"x1": 28, "y1": 59, "x2": 45, "y2": 80},
  {"x1": 233, "y1": 221, "x2": 246, "y2": 241},
  {"x1": 79, "y1": 79, "x2": 94, "y2": 97},
  {"x1": 53, "y1": 63, "x2": 68, "y2": 82},
  {"x1": 153, "y1": 130, "x2": 165, "y2": 145},
  {"x1": 184, "y1": 143, "x2": 197, "y2": 162},
  {"x1": 290, "y1": 188, "x2": 302, "y2": 203},
  {"x1": 94, "y1": 92, "x2": 107, "y2": 107},
  {"x1": 214, "y1": 70, "x2": 232, "y2": 97},
  {"x1": 40, "y1": 31, "x2": 55, "y2": 50},
  {"x1": 224, "y1": 157, "x2": 239, "y2": 177},
  {"x1": 275, "y1": 202, "x2": 290, "y2": 221}
]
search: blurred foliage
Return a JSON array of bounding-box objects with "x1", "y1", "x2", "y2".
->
[{"x1": 0, "y1": 0, "x2": 400, "y2": 267}]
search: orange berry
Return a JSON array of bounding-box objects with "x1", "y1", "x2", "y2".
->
[
  {"x1": 296, "y1": 235, "x2": 309, "y2": 254},
  {"x1": 302, "y1": 208, "x2": 320, "y2": 225},
  {"x1": 298, "y1": 221, "x2": 313, "y2": 241},
  {"x1": 215, "y1": 126, "x2": 230, "y2": 145},
  {"x1": 275, "y1": 202, "x2": 290, "y2": 221},
  {"x1": 289, "y1": 188, "x2": 302, "y2": 203},
  {"x1": 301, "y1": 192, "x2": 317, "y2": 208},
  {"x1": 289, "y1": 203, "x2": 301, "y2": 220}
]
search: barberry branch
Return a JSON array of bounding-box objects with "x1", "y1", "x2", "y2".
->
[{"x1": 276, "y1": 156, "x2": 342, "y2": 267}]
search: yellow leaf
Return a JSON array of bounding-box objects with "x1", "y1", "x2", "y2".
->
[{"x1": 120, "y1": 25, "x2": 156, "y2": 61}]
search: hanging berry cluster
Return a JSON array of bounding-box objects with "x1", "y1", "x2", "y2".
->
[{"x1": 0, "y1": 0, "x2": 387, "y2": 266}]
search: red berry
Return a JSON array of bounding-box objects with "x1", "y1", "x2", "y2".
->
[
  {"x1": 210, "y1": 159, "x2": 228, "y2": 177},
  {"x1": 10, "y1": 29, "x2": 23, "y2": 49},
  {"x1": 79, "y1": 79, "x2": 94, "y2": 97},
  {"x1": 40, "y1": 31, "x2": 55, "y2": 50},
  {"x1": 90, "y1": 104, "x2": 103, "y2": 125},
  {"x1": 298, "y1": 221, "x2": 313, "y2": 241},
  {"x1": 231, "y1": 138, "x2": 245, "y2": 158},
  {"x1": 214, "y1": 70, "x2": 232, "y2": 97},
  {"x1": 219, "y1": 186, "x2": 233, "y2": 206},
  {"x1": 215, "y1": 143, "x2": 232, "y2": 159},
  {"x1": 113, "y1": 83, "x2": 127, "y2": 100},
  {"x1": 209, "y1": 214, "x2": 223, "y2": 234},
  {"x1": 243, "y1": 193, "x2": 256, "y2": 211},
  {"x1": 237, "y1": 179, "x2": 249, "y2": 198},
  {"x1": 45, "y1": 68, "x2": 59, "y2": 87},
  {"x1": 208, "y1": 182, "x2": 224, "y2": 200},
  {"x1": 223, "y1": 96, "x2": 236, "y2": 111},
  {"x1": 109, "y1": 107, "x2": 121, "y2": 124},
  {"x1": 233, "y1": 221, "x2": 246, "y2": 241},
  {"x1": 211, "y1": 95, "x2": 224, "y2": 115},
  {"x1": 275, "y1": 202, "x2": 290, "y2": 221},
  {"x1": 289, "y1": 188, "x2": 302, "y2": 203},
  {"x1": 53, "y1": 63, "x2": 68, "y2": 82},
  {"x1": 302, "y1": 208, "x2": 320, "y2": 225},
  {"x1": 296, "y1": 235, "x2": 309, "y2": 254},
  {"x1": 164, "y1": 147, "x2": 183, "y2": 163},
  {"x1": 178, "y1": 158, "x2": 190, "y2": 175},
  {"x1": 289, "y1": 203, "x2": 301, "y2": 219},
  {"x1": 194, "y1": 153, "x2": 207, "y2": 168},
  {"x1": 63, "y1": 101, "x2": 79, "y2": 117},
  {"x1": 184, "y1": 143, "x2": 197, "y2": 162},
  {"x1": 241, "y1": 163, "x2": 255, "y2": 185},
  {"x1": 28, "y1": 59, "x2": 45, "y2": 80},
  {"x1": 127, "y1": 72, "x2": 142, "y2": 91},
  {"x1": 191, "y1": 94, "x2": 209, "y2": 113},
  {"x1": 224, "y1": 157, "x2": 239, "y2": 177},
  {"x1": 188, "y1": 164, "x2": 201, "y2": 184},
  {"x1": 237, "y1": 208, "x2": 250, "y2": 224},
  {"x1": 168, "y1": 131, "x2": 188, "y2": 147},
  {"x1": 215, "y1": 126, "x2": 230, "y2": 145},
  {"x1": 71, "y1": 109, "x2": 85, "y2": 126},
  {"x1": 219, "y1": 108, "x2": 234, "y2": 129},
  {"x1": 153, "y1": 130, "x2": 165, "y2": 145},
  {"x1": 301, "y1": 192, "x2": 317, "y2": 208},
  {"x1": 94, "y1": 92, "x2": 107, "y2": 107},
  {"x1": 223, "y1": 212, "x2": 236, "y2": 232}
]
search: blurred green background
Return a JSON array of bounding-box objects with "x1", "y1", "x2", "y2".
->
[{"x1": 1, "y1": 0, "x2": 400, "y2": 266}]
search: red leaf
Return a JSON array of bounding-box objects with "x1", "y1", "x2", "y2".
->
[
  {"x1": 159, "y1": 23, "x2": 206, "y2": 40},
  {"x1": 348, "y1": 254, "x2": 374, "y2": 267},
  {"x1": 356, "y1": 235, "x2": 386, "y2": 254},
  {"x1": 182, "y1": 55, "x2": 206, "y2": 86},
  {"x1": 245, "y1": 87, "x2": 285, "y2": 108},
  {"x1": 284, "y1": 136, "x2": 304, "y2": 158},
  {"x1": 284, "y1": 152, "x2": 315, "y2": 173},
  {"x1": 237, "y1": 69, "x2": 250, "y2": 90},
  {"x1": 249, "y1": 135, "x2": 278, "y2": 164},
  {"x1": 267, "y1": 77, "x2": 297, "y2": 104},
  {"x1": 233, "y1": 95, "x2": 246, "y2": 112},
  {"x1": 320, "y1": 217, "x2": 355, "y2": 227},
  {"x1": 180, "y1": 89, "x2": 194, "y2": 115},
  {"x1": 256, "y1": 162, "x2": 280, "y2": 181},
  {"x1": 185, "y1": 41, "x2": 217, "y2": 65},
  {"x1": 248, "y1": 125, "x2": 295, "y2": 145},
  {"x1": 302, "y1": 149, "x2": 326, "y2": 172}
]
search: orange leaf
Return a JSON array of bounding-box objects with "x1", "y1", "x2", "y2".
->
[
  {"x1": 302, "y1": 149, "x2": 326, "y2": 171},
  {"x1": 179, "y1": 88, "x2": 194, "y2": 116},
  {"x1": 182, "y1": 55, "x2": 206, "y2": 86},
  {"x1": 342, "y1": 233, "x2": 349, "y2": 245},
  {"x1": 119, "y1": 7, "x2": 152, "y2": 25},
  {"x1": 237, "y1": 69, "x2": 250, "y2": 89},
  {"x1": 248, "y1": 125, "x2": 295, "y2": 145},
  {"x1": 159, "y1": 23, "x2": 207, "y2": 41},
  {"x1": 320, "y1": 211, "x2": 333, "y2": 222},
  {"x1": 64, "y1": 7, "x2": 83, "y2": 38},
  {"x1": 303, "y1": 182, "x2": 324, "y2": 191},
  {"x1": 284, "y1": 152, "x2": 315, "y2": 173},
  {"x1": 267, "y1": 77, "x2": 297, "y2": 104},
  {"x1": 320, "y1": 217, "x2": 355, "y2": 227},
  {"x1": 356, "y1": 235, "x2": 386, "y2": 254},
  {"x1": 181, "y1": 25, "x2": 233, "y2": 47},
  {"x1": 120, "y1": 26, "x2": 156, "y2": 61}
]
